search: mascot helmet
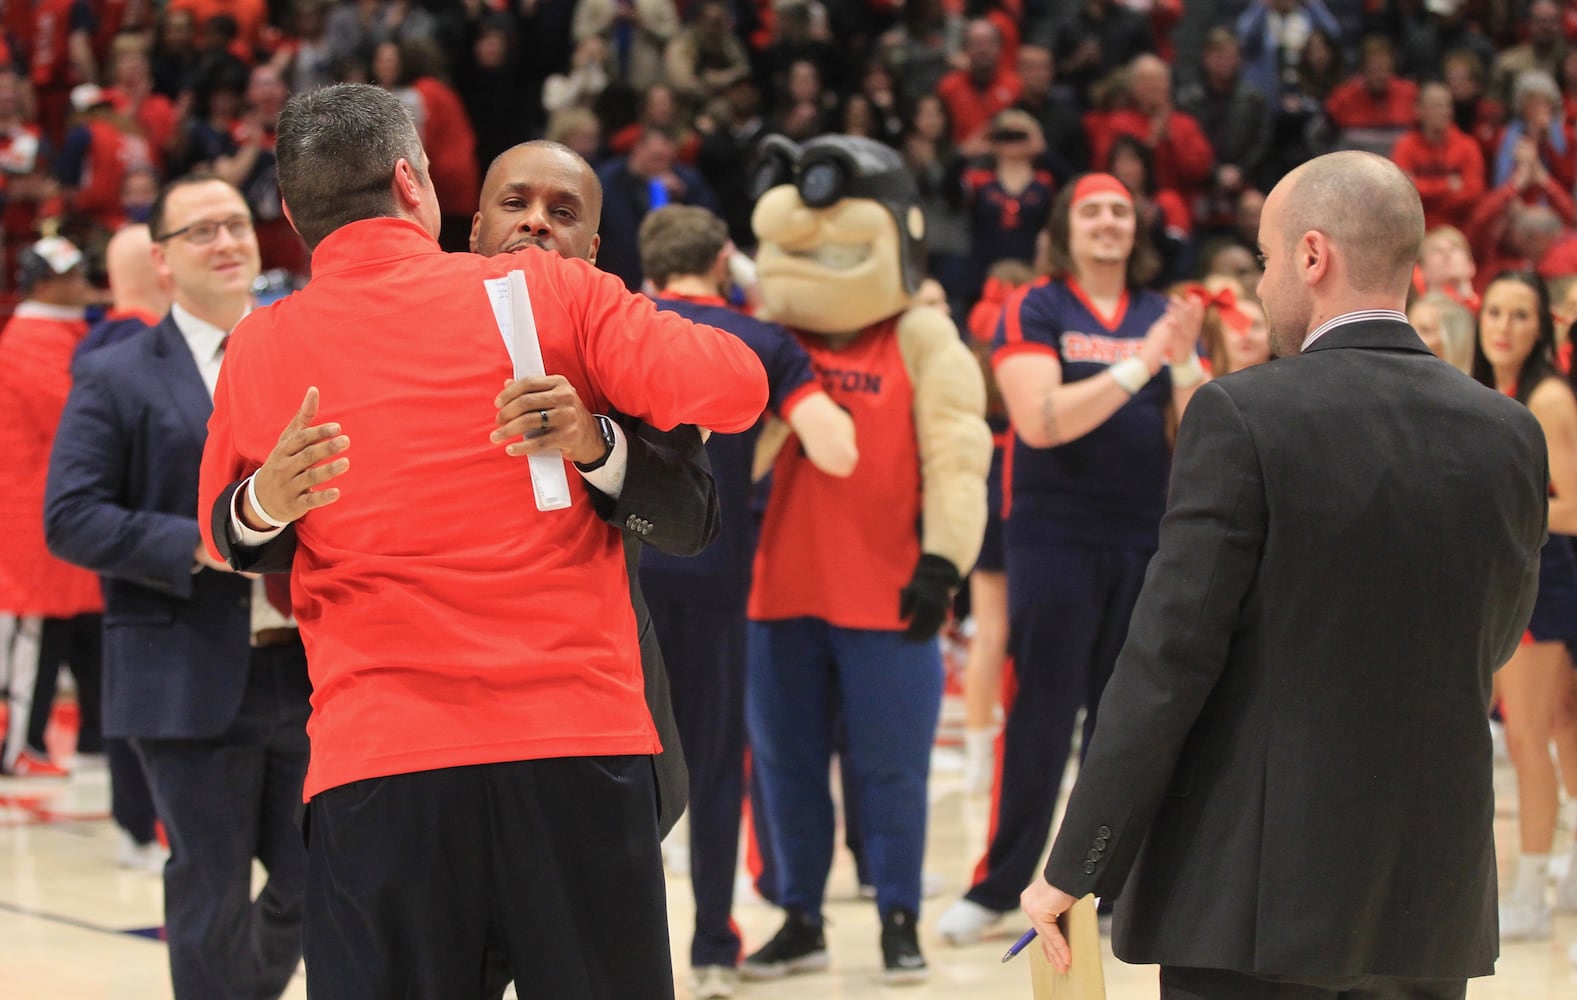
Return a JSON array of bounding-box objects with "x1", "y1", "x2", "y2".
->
[{"x1": 749, "y1": 134, "x2": 927, "y2": 296}]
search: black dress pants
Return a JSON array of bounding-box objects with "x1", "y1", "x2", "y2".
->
[
  {"x1": 303, "y1": 754, "x2": 673, "y2": 1000},
  {"x1": 1161, "y1": 965, "x2": 1469, "y2": 1000},
  {"x1": 136, "y1": 642, "x2": 311, "y2": 1000}
]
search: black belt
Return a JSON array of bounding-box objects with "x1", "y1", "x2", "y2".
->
[{"x1": 251, "y1": 627, "x2": 300, "y2": 649}]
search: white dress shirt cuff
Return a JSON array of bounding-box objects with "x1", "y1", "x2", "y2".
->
[
  {"x1": 575, "y1": 419, "x2": 628, "y2": 499},
  {"x1": 230, "y1": 476, "x2": 287, "y2": 547}
]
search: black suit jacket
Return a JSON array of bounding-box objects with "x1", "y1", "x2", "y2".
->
[
  {"x1": 212, "y1": 414, "x2": 717, "y2": 838},
  {"x1": 1043, "y1": 321, "x2": 1547, "y2": 979},
  {"x1": 45, "y1": 316, "x2": 257, "y2": 740}
]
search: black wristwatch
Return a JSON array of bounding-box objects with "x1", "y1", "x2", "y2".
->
[{"x1": 574, "y1": 414, "x2": 617, "y2": 472}]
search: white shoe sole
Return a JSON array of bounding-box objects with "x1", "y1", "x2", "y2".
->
[{"x1": 739, "y1": 951, "x2": 829, "y2": 981}]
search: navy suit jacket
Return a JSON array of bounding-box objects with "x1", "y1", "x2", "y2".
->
[{"x1": 45, "y1": 314, "x2": 255, "y2": 741}]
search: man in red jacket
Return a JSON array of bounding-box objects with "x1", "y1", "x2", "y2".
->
[
  {"x1": 0, "y1": 237, "x2": 100, "y2": 779},
  {"x1": 197, "y1": 83, "x2": 767, "y2": 999},
  {"x1": 1392, "y1": 81, "x2": 1486, "y2": 231},
  {"x1": 937, "y1": 19, "x2": 1021, "y2": 147},
  {"x1": 1087, "y1": 54, "x2": 1215, "y2": 214}
]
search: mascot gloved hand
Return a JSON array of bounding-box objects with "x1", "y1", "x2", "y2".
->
[{"x1": 748, "y1": 134, "x2": 991, "y2": 642}]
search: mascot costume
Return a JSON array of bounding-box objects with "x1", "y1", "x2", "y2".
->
[{"x1": 741, "y1": 134, "x2": 991, "y2": 982}]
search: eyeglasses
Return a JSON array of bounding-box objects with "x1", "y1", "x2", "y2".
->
[{"x1": 154, "y1": 215, "x2": 254, "y2": 245}]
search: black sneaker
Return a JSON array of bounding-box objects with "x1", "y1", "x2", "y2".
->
[
  {"x1": 880, "y1": 908, "x2": 928, "y2": 985},
  {"x1": 740, "y1": 909, "x2": 829, "y2": 980}
]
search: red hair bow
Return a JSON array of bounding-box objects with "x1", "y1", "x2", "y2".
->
[{"x1": 1183, "y1": 283, "x2": 1251, "y2": 334}]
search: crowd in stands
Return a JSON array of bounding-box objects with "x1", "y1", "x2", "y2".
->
[{"x1": 0, "y1": 0, "x2": 1571, "y2": 314}]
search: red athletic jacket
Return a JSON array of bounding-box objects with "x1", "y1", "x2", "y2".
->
[
  {"x1": 199, "y1": 218, "x2": 767, "y2": 798},
  {"x1": 1391, "y1": 125, "x2": 1486, "y2": 231},
  {"x1": 0, "y1": 304, "x2": 102, "y2": 616}
]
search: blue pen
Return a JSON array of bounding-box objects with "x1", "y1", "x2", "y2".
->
[{"x1": 1001, "y1": 928, "x2": 1037, "y2": 963}]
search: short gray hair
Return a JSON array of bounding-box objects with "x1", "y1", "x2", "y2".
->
[{"x1": 275, "y1": 83, "x2": 426, "y2": 249}]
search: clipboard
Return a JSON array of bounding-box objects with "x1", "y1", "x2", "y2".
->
[{"x1": 1029, "y1": 894, "x2": 1106, "y2": 1000}]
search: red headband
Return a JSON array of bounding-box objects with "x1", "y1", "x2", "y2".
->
[
  {"x1": 1071, "y1": 173, "x2": 1133, "y2": 208},
  {"x1": 1182, "y1": 283, "x2": 1252, "y2": 334}
]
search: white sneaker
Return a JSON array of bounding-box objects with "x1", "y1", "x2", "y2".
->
[
  {"x1": 1568, "y1": 941, "x2": 1577, "y2": 967},
  {"x1": 1555, "y1": 864, "x2": 1577, "y2": 914},
  {"x1": 934, "y1": 898, "x2": 1006, "y2": 946},
  {"x1": 115, "y1": 829, "x2": 168, "y2": 873},
  {"x1": 691, "y1": 965, "x2": 738, "y2": 999},
  {"x1": 1498, "y1": 897, "x2": 1552, "y2": 941}
]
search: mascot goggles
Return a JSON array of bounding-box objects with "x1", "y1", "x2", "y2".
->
[{"x1": 751, "y1": 137, "x2": 916, "y2": 209}]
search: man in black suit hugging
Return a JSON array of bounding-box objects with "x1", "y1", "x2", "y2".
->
[{"x1": 1021, "y1": 150, "x2": 1548, "y2": 998}]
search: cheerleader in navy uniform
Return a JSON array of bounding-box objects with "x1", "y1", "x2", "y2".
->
[
  {"x1": 1474, "y1": 270, "x2": 1577, "y2": 941},
  {"x1": 936, "y1": 174, "x2": 1206, "y2": 941}
]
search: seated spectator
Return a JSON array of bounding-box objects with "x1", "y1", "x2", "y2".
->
[
  {"x1": 1107, "y1": 133, "x2": 1189, "y2": 283},
  {"x1": 769, "y1": 60, "x2": 836, "y2": 143},
  {"x1": 937, "y1": 18, "x2": 1020, "y2": 147},
  {"x1": 880, "y1": 0, "x2": 963, "y2": 109},
  {"x1": 1493, "y1": 69, "x2": 1576, "y2": 191},
  {"x1": 1444, "y1": 47, "x2": 1507, "y2": 162},
  {"x1": 1013, "y1": 44, "x2": 1086, "y2": 182},
  {"x1": 1233, "y1": 0, "x2": 1341, "y2": 108},
  {"x1": 664, "y1": 1, "x2": 750, "y2": 108},
  {"x1": 403, "y1": 37, "x2": 479, "y2": 251},
  {"x1": 0, "y1": 68, "x2": 59, "y2": 285},
  {"x1": 572, "y1": 0, "x2": 679, "y2": 93},
  {"x1": 325, "y1": 0, "x2": 437, "y2": 67},
  {"x1": 610, "y1": 81, "x2": 700, "y2": 163},
  {"x1": 696, "y1": 78, "x2": 766, "y2": 250},
  {"x1": 213, "y1": 65, "x2": 305, "y2": 277},
  {"x1": 758, "y1": 2, "x2": 841, "y2": 102},
  {"x1": 55, "y1": 86, "x2": 154, "y2": 239},
  {"x1": 546, "y1": 106, "x2": 604, "y2": 167},
  {"x1": 1044, "y1": 0, "x2": 1154, "y2": 108},
  {"x1": 455, "y1": 12, "x2": 531, "y2": 170},
  {"x1": 542, "y1": 37, "x2": 610, "y2": 116},
  {"x1": 1392, "y1": 81, "x2": 1486, "y2": 231},
  {"x1": 1408, "y1": 290, "x2": 1476, "y2": 374},
  {"x1": 171, "y1": 58, "x2": 246, "y2": 176},
  {"x1": 150, "y1": 6, "x2": 200, "y2": 100},
  {"x1": 1491, "y1": 0, "x2": 1566, "y2": 106},
  {"x1": 1178, "y1": 27, "x2": 1270, "y2": 229},
  {"x1": 853, "y1": 60, "x2": 905, "y2": 149},
  {"x1": 1402, "y1": 0, "x2": 1495, "y2": 81},
  {"x1": 104, "y1": 33, "x2": 178, "y2": 171},
  {"x1": 1526, "y1": 206, "x2": 1577, "y2": 280},
  {"x1": 167, "y1": 0, "x2": 269, "y2": 52},
  {"x1": 1087, "y1": 53, "x2": 1215, "y2": 217},
  {"x1": 1199, "y1": 238, "x2": 1262, "y2": 289},
  {"x1": 273, "y1": 0, "x2": 336, "y2": 96},
  {"x1": 1324, "y1": 35, "x2": 1418, "y2": 150},
  {"x1": 901, "y1": 93, "x2": 971, "y2": 314},
  {"x1": 1467, "y1": 153, "x2": 1577, "y2": 292},
  {"x1": 1416, "y1": 225, "x2": 1481, "y2": 311},
  {"x1": 596, "y1": 126, "x2": 721, "y2": 291}
]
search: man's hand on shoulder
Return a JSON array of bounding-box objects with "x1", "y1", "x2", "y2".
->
[
  {"x1": 246, "y1": 386, "x2": 351, "y2": 530},
  {"x1": 492, "y1": 374, "x2": 608, "y2": 465}
]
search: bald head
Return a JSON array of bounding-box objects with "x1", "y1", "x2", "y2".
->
[
  {"x1": 1128, "y1": 54, "x2": 1172, "y2": 114},
  {"x1": 473, "y1": 141, "x2": 603, "y2": 262},
  {"x1": 1277, "y1": 151, "x2": 1424, "y2": 295},
  {"x1": 105, "y1": 223, "x2": 170, "y2": 318}
]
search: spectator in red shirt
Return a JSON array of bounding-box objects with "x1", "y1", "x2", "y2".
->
[
  {"x1": 105, "y1": 33, "x2": 179, "y2": 171},
  {"x1": 1392, "y1": 81, "x2": 1486, "y2": 231},
  {"x1": 402, "y1": 37, "x2": 479, "y2": 252},
  {"x1": 1087, "y1": 54, "x2": 1215, "y2": 213},
  {"x1": 1467, "y1": 145, "x2": 1577, "y2": 292},
  {"x1": 936, "y1": 18, "x2": 1021, "y2": 147},
  {"x1": 1324, "y1": 35, "x2": 1419, "y2": 142}
]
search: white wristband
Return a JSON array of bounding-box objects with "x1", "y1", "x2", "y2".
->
[
  {"x1": 245, "y1": 474, "x2": 291, "y2": 529},
  {"x1": 1109, "y1": 357, "x2": 1152, "y2": 395},
  {"x1": 1169, "y1": 354, "x2": 1206, "y2": 389}
]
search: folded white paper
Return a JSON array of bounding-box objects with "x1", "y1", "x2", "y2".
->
[{"x1": 484, "y1": 270, "x2": 572, "y2": 511}]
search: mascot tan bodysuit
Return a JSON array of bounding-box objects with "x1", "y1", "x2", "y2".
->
[{"x1": 741, "y1": 135, "x2": 991, "y2": 984}]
